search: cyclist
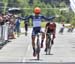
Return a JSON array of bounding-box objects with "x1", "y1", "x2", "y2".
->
[
  {"x1": 22, "y1": 7, "x2": 55, "y2": 56},
  {"x1": 45, "y1": 19, "x2": 56, "y2": 52}
]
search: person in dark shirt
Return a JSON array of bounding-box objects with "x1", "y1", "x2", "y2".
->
[
  {"x1": 24, "y1": 20, "x2": 29, "y2": 36},
  {"x1": 15, "y1": 17, "x2": 21, "y2": 37}
]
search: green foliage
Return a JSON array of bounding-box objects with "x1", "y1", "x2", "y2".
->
[
  {"x1": 70, "y1": 21, "x2": 75, "y2": 27},
  {"x1": 59, "y1": 2, "x2": 67, "y2": 7},
  {"x1": 0, "y1": 0, "x2": 75, "y2": 24},
  {"x1": 20, "y1": 21, "x2": 24, "y2": 27},
  {"x1": 41, "y1": 22, "x2": 47, "y2": 27},
  {"x1": 70, "y1": 14, "x2": 75, "y2": 26}
]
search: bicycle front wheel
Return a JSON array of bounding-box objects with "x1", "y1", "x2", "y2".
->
[
  {"x1": 37, "y1": 47, "x2": 40, "y2": 60},
  {"x1": 46, "y1": 37, "x2": 51, "y2": 55},
  {"x1": 36, "y1": 39, "x2": 40, "y2": 60}
]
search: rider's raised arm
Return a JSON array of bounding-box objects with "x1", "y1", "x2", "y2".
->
[
  {"x1": 19, "y1": 15, "x2": 33, "y2": 20},
  {"x1": 48, "y1": 16, "x2": 55, "y2": 20},
  {"x1": 41, "y1": 15, "x2": 55, "y2": 21}
]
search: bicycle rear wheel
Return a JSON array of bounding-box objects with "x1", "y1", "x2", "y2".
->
[
  {"x1": 46, "y1": 36, "x2": 51, "y2": 55},
  {"x1": 37, "y1": 47, "x2": 40, "y2": 60}
]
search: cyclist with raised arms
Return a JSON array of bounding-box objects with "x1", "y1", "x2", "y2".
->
[{"x1": 22, "y1": 7, "x2": 55, "y2": 56}]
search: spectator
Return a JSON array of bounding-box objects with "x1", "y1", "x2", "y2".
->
[{"x1": 14, "y1": 16, "x2": 21, "y2": 37}]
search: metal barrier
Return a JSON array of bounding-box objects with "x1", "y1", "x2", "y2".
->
[
  {"x1": 0, "y1": 22, "x2": 9, "y2": 44},
  {"x1": 3, "y1": 22, "x2": 9, "y2": 41},
  {"x1": 0, "y1": 25, "x2": 4, "y2": 43}
]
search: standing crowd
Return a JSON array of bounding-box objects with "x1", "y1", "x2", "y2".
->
[{"x1": 0, "y1": 13, "x2": 24, "y2": 43}]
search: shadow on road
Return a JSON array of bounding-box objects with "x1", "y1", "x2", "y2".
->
[
  {"x1": 43, "y1": 53, "x2": 54, "y2": 55},
  {"x1": 27, "y1": 58, "x2": 43, "y2": 61},
  {"x1": 0, "y1": 41, "x2": 11, "y2": 49}
]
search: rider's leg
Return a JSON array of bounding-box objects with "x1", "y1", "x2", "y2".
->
[
  {"x1": 32, "y1": 35, "x2": 35, "y2": 51},
  {"x1": 41, "y1": 32, "x2": 45, "y2": 48},
  {"x1": 26, "y1": 26, "x2": 28, "y2": 32},
  {"x1": 25, "y1": 25, "x2": 28, "y2": 35},
  {"x1": 52, "y1": 33, "x2": 55, "y2": 45},
  {"x1": 32, "y1": 35, "x2": 36, "y2": 56}
]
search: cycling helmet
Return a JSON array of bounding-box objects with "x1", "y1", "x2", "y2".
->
[{"x1": 34, "y1": 7, "x2": 41, "y2": 14}]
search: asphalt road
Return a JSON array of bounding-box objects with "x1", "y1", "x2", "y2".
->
[{"x1": 0, "y1": 23, "x2": 75, "y2": 64}]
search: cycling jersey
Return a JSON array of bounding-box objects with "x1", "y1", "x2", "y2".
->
[
  {"x1": 46, "y1": 22, "x2": 56, "y2": 33},
  {"x1": 22, "y1": 14, "x2": 55, "y2": 36},
  {"x1": 24, "y1": 14, "x2": 55, "y2": 28}
]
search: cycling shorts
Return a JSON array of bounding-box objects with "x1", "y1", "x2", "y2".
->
[
  {"x1": 47, "y1": 29, "x2": 55, "y2": 34},
  {"x1": 32, "y1": 27, "x2": 42, "y2": 36}
]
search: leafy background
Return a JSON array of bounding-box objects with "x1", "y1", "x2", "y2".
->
[{"x1": 0, "y1": 0, "x2": 75, "y2": 26}]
